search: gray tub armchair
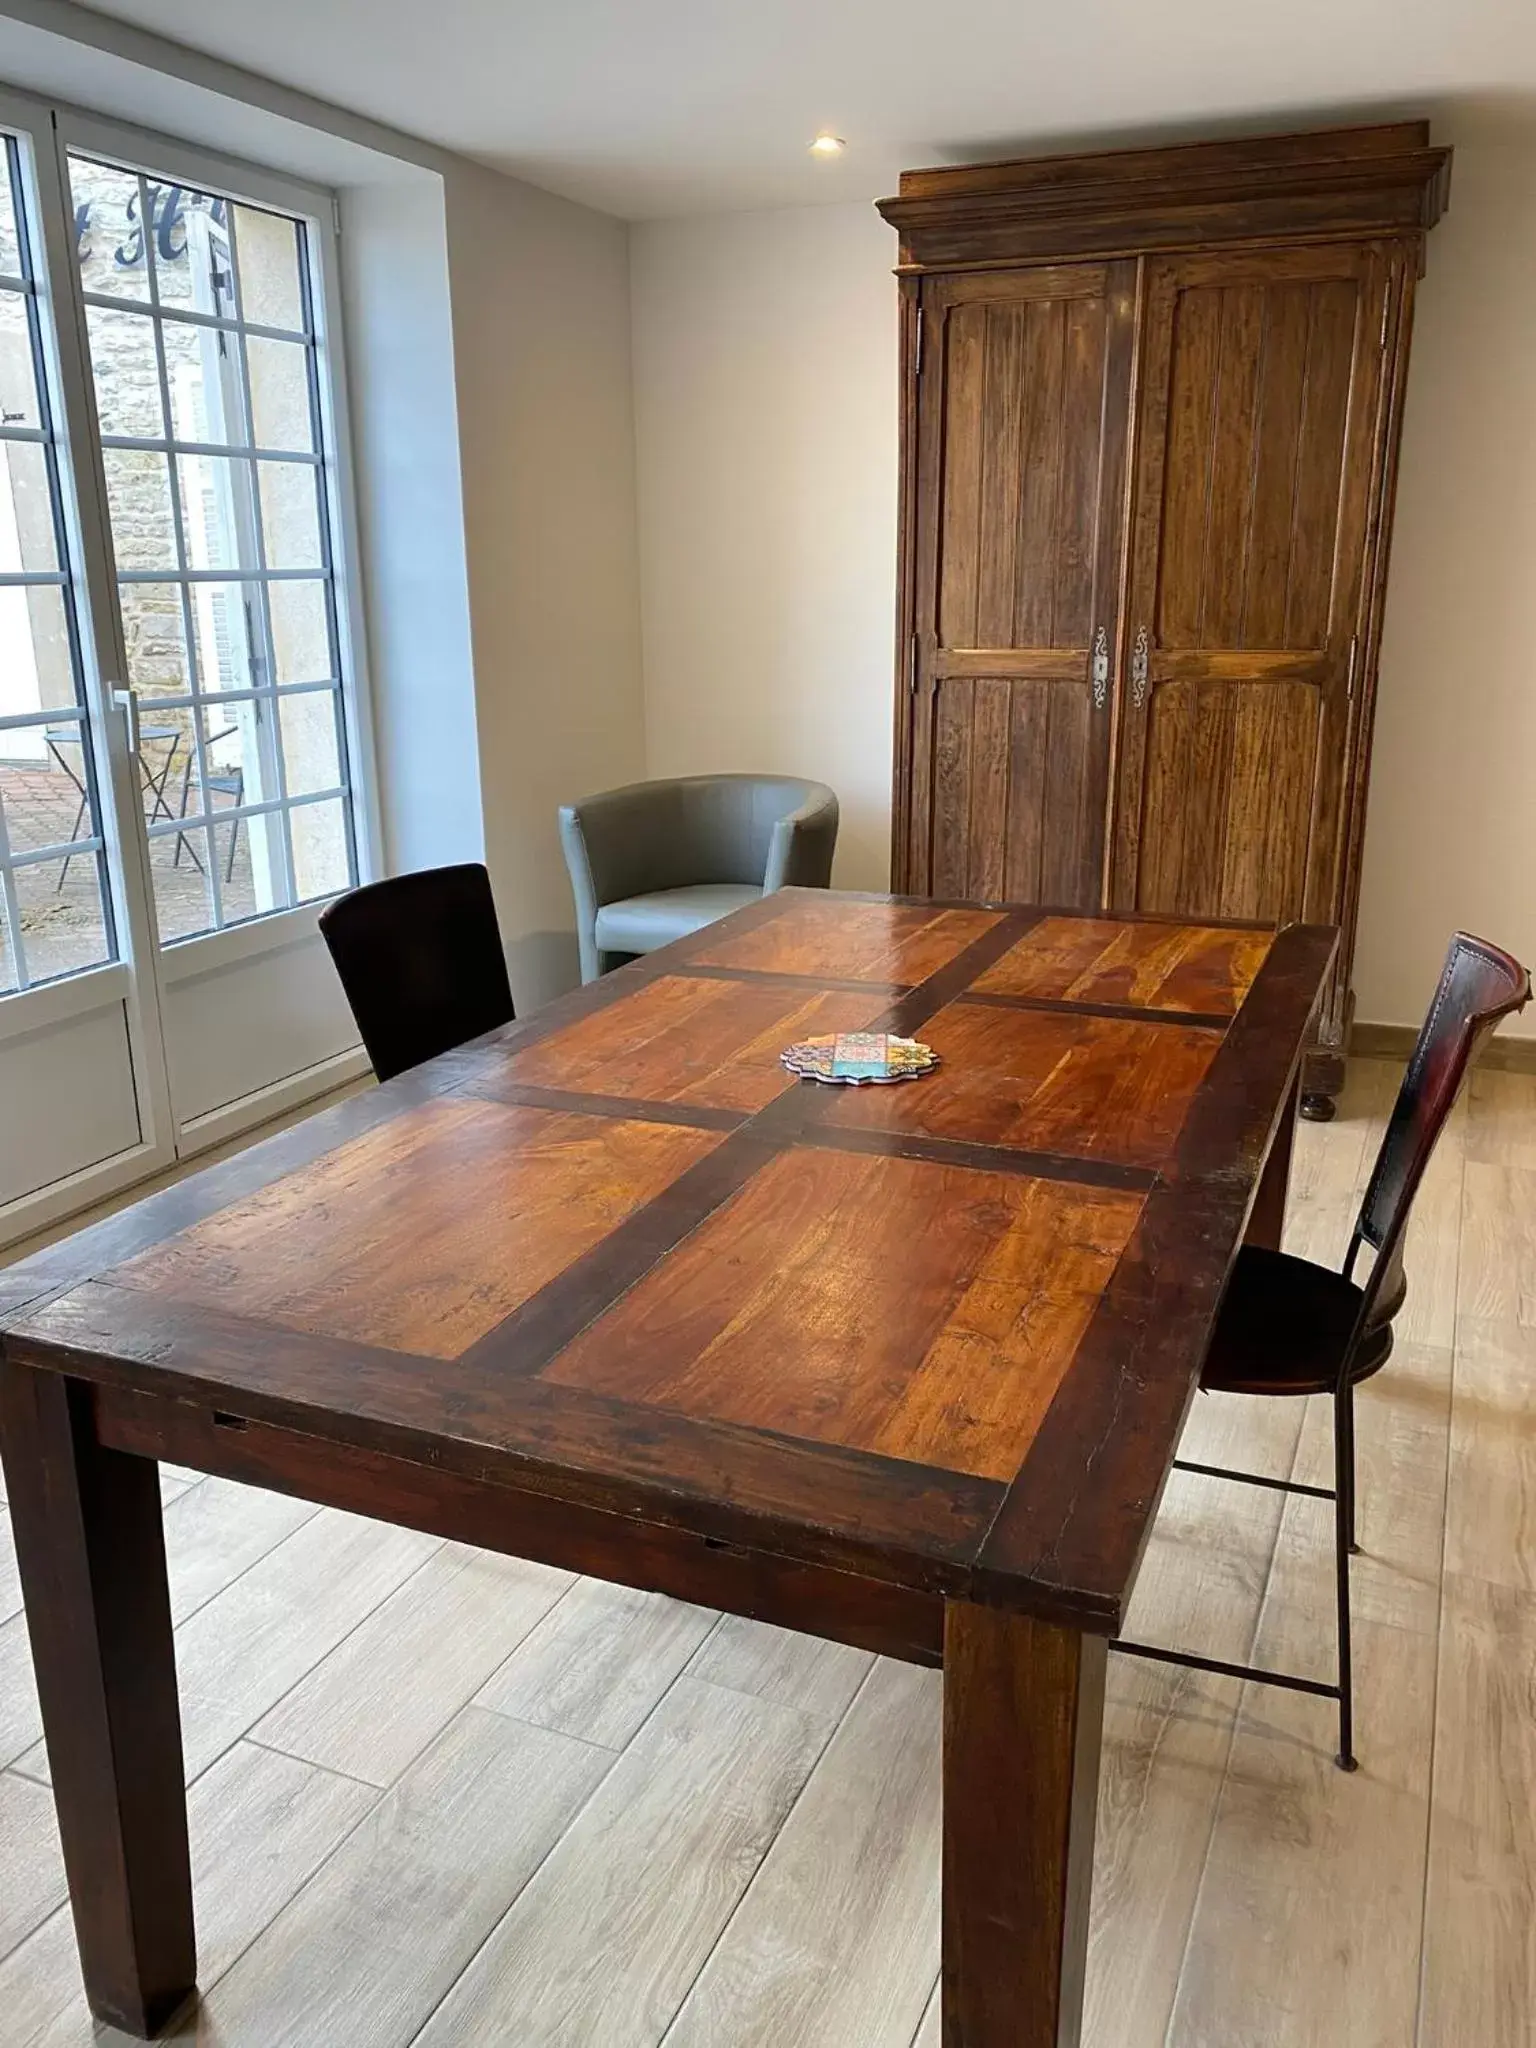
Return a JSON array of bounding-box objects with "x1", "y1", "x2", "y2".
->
[{"x1": 559, "y1": 773, "x2": 839, "y2": 983}]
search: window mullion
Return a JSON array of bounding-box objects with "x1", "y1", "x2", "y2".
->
[
  {"x1": 99, "y1": 435, "x2": 322, "y2": 465},
  {"x1": 142, "y1": 781, "x2": 346, "y2": 836},
  {"x1": 23, "y1": 197, "x2": 119, "y2": 966},
  {"x1": 298, "y1": 215, "x2": 357, "y2": 888},
  {"x1": 139, "y1": 175, "x2": 223, "y2": 933},
  {"x1": 81, "y1": 286, "x2": 306, "y2": 345},
  {"x1": 225, "y1": 201, "x2": 298, "y2": 913}
]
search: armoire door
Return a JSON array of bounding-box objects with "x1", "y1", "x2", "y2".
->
[
  {"x1": 1110, "y1": 242, "x2": 1396, "y2": 929},
  {"x1": 902, "y1": 261, "x2": 1137, "y2": 905}
]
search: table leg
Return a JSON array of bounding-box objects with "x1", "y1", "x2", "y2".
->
[
  {"x1": 0, "y1": 1363, "x2": 195, "y2": 2036},
  {"x1": 1244, "y1": 1069, "x2": 1300, "y2": 1252},
  {"x1": 943, "y1": 1603, "x2": 1105, "y2": 2048}
]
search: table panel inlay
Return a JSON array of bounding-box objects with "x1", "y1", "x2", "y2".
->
[
  {"x1": 972, "y1": 915, "x2": 1272, "y2": 1015},
  {"x1": 692, "y1": 895, "x2": 1003, "y2": 983},
  {"x1": 503, "y1": 972, "x2": 893, "y2": 1113},
  {"x1": 112, "y1": 1098, "x2": 724, "y2": 1361},
  {"x1": 823, "y1": 1002, "x2": 1222, "y2": 1168},
  {"x1": 541, "y1": 1145, "x2": 1142, "y2": 1481}
]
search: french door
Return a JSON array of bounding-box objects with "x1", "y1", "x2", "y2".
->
[{"x1": 0, "y1": 90, "x2": 374, "y2": 1247}]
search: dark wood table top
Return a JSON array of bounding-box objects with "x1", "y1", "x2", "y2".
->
[{"x1": 0, "y1": 890, "x2": 1335, "y2": 1634}]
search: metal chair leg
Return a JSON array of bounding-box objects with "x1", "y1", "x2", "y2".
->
[
  {"x1": 1334, "y1": 1384, "x2": 1358, "y2": 1771},
  {"x1": 55, "y1": 793, "x2": 88, "y2": 891},
  {"x1": 1341, "y1": 1380, "x2": 1360, "y2": 1554}
]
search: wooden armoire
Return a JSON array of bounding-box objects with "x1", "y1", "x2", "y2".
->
[{"x1": 878, "y1": 124, "x2": 1450, "y2": 1116}]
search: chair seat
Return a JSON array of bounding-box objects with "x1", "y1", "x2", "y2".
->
[
  {"x1": 595, "y1": 883, "x2": 763, "y2": 957},
  {"x1": 1200, "y1": 1245, "x2": 1396, "y2": 1397}
]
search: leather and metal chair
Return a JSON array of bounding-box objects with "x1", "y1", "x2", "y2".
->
[
  {"x1": 558, "y1": 774, "x2": 838, "y2": 984},
  {"x1": 1113, "y1": 932, "x2": 1530, "y2": 1769},
  {"x1": 318, "y1": 863, "x2": 514, "y2": 1084}
]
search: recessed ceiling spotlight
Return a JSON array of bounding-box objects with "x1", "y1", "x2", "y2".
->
[{"x1": 809, "y1": 134, "x2": 846, "y2": 157}]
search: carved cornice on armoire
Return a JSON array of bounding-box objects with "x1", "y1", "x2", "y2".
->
[{"x1": 876, "y1": 122, "x2": 1453, "y2": 274}]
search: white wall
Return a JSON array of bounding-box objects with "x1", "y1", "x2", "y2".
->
[
  {"x1": 1352, "y1": 122, "x2": 1536, "y2": 1035},
  {"x1": 632, "y1": 201, "x2": 898, "y2": 890},
  {"x1": 446, "y1": 161, "x2": 645, "y2": 1006},
  {"x1": 340, "y1": 169, "x2": 484, "y2": 881},
  {"x1": 630, "y1": 149, "x2": 1536, "y2": 1037}
]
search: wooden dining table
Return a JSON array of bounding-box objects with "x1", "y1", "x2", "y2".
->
[{"x1": 0, "y1": 888, "x2": 1335, "y2": 2047}]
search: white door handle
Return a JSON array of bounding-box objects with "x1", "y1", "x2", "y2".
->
[{"x1": 112, "y1": 686, "x2": 141, "y2": 760}]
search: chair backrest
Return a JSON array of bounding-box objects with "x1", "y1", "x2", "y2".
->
[
  {"x1": 1349, "y1": 932, "x2": 1529, "y2": 1343},
  {"x1": 318, "y1": 863, "x2": 514, "y2": 1084}
]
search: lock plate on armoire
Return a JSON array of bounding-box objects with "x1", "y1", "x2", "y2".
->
[
  {"x1": 1131, "y1": 627, "x2": 1150, "y2": 709},
  {"x1": 1090, "y1": 627, "x2": 1109, "y2": 711}
]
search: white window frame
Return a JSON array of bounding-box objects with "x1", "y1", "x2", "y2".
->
[{"x1": 53, "y1": 100, "x2": 382, "y2": 967}]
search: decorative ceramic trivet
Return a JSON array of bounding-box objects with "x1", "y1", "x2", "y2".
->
[{"x1": 780, "y1": 1031, "x2": 940, "y2": 1086}]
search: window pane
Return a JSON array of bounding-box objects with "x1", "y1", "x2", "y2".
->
[
  {"x1": 257, "y1": 460, "x2": 322, "y2": 570},
  {"x1": 267, "y1": 578, "x2": 332, "y2": 683},
  {"x1": 84, "y1": 302, "x2": 165, "y2": 439},
  {"x1": 0, "y1": 146, "x2": 20, "y2": 278},
  {"x1": 122, "y1": 583, "x2": 190, "y2": 697},
  {"x1": 146, "y1": 818, "x2": 214, "y2": 941},
  {"x1": 136, "y1": 715, "x2": 194, "y2": 828},
  {"x1": 200, "y1": 721, "x2": 287, "y2": 921},
  {"x1": 162, "y1": 313, "x2": 244, "y2": 447},
  {"x1": 290, "y1": 796, "x2": 349, "y2": 902},
  {"x1": 70, "y1": 159, "x2": 151, "y2": 302},
  {"x1": 0, "y1": 440, "x2": 60, "y2": 572},
  {"x1": 232, "y1": 205, "x2": 305, "y2": 332},
  {"x1": 246, "y1": 337, "x2": 313, "y2": 453},
  {"x1": 278, "y1": 688, "x2": 342, "y2": 798},
  {"x1": 152, "y1": 187, "x2": 236, "y2": 320},
  {"x1": 181, "y1": 700, "x2": 257, "y2": 819},
  {"x1": 213, "y1": 817, "x2": 261, "y2": 923},
  {"x1": 0, "y1": 908, "x2": 16, "y2": 994},
  {"x1": 178, "y1": 453, "x2": 259, "y2": 572},
  {"x1": 103, "y1": 446, "x2": 176, "y2": 571},
  {"x1": 0, "y1": 288, "x2": 43, "y2": 429},
  {"x1": 0, "y1": 585, "x2": 79, "y2": 716},
  {"x1": 16, "y1": 854, "x2": 112, "y2": 982},
  {"x1": 1, "y1": 739, "x2": 92, "y2": 855},
  {"x1": 187, "y1": 580, "x2": 260, "y2": 692}
]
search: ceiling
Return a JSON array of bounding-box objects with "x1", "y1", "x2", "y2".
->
[{"x1": 70, "y1": 0, "x2": 1536, "y2": 217}]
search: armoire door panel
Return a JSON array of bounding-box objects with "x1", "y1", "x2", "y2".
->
[
  {"x1": 929, "y1": 674, "x2": 1099, "y2": 903},
  {"x1": 1138, "y1": 677, "x2": 1321, "y2": 923},
  {"x1": 1114, "y1": 243, "x2": 1387, "y2": 926},
  {"x1": 936, "y1": 289, "x2": 1108, "y2": 651},
  {"x1": 909, "y1": 260, "x2": 1137, "y2": 905}
]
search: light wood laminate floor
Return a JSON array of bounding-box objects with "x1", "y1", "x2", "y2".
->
[{"x1": 1, "y1": 1057, "x2": 1532, "y2": 2046}]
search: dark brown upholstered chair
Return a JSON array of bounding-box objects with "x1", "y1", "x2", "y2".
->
[
  {"x1": 1113, "y1": 932, "x2": 1530, "y2": 1769},
  {"x1": 319, "y1": 863, "x2": 514, "y2": 1085}
]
